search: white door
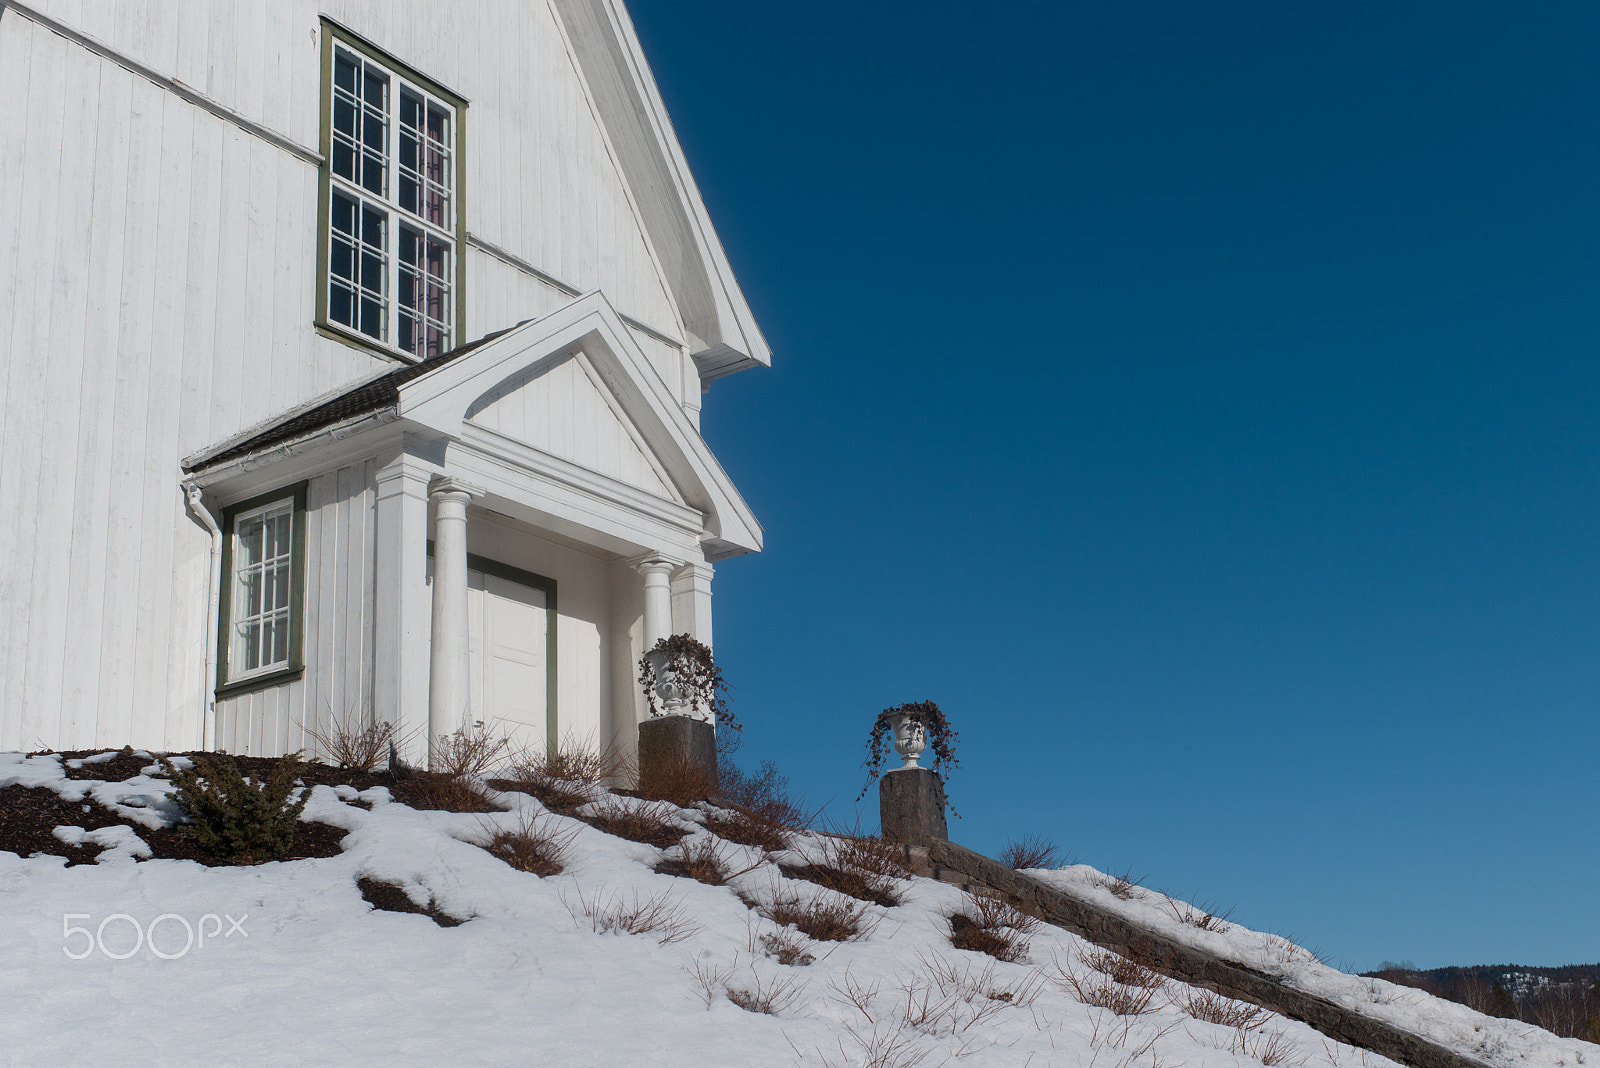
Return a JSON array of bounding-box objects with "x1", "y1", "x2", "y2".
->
[{"x1": 465, "y1": 568, "x2": 549, "y2": 754}]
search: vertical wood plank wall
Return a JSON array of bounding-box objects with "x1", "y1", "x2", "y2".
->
[
  {"x1": 0, "y1": 1, "x2": 700, "y2": 752},
  {"x1": 214, "y1": 461, "x2": 377, "y2": 759}
]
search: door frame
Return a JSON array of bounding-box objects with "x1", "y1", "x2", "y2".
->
[{"x1": 429, "y1": 543, "x2": 559, "y2": 751}]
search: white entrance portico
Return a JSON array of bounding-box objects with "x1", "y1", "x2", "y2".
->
[{"x1": 182, "y1": 291, "x2": 760, "y2": 769}]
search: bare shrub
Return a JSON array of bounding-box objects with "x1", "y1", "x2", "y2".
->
[
  {"x1": 396, "y1": 772, "x2": 502, "y2": 813},
  {"x1": 762, "y1": 929, "x2": 816, "y2": 966},
  {"x1": 1164, "y1": 895, "x2": 1233, "y2": 932},
  {"x1": 301, "y1": 705, "x2": 400, "y2": 771},
  {"x1": 1052, "y1": 948, "x2": 1163, "y2": 1015},
  {"x1": 703, "y1": 805, "x2": 790, "y2": 852},
  {"x1": 654, "y1": 835, "x2": 729, "y2": 886},
  {"x1": 493, "y1": 734, "x2": 627, "y2": 811},
  {"x1": 1259, "y1": 932, "x2": 1320, "y2": 966},
  {"x1": 1092, "y1": 867, "x2": 1148, "y2": 900},
  {"x1": 1174, "y1": 988, "x2": 1269, "y2": 1029},
  {"x1": 564, "y1": 886, "x2": 701, "y2": 944},
  {"x1": 946, "y1": 893, "x2": 1039, "y2": 963},
  {"x1": 894, "y1": 952, "x2": 1046, "y2": 1037},
  {"x1": 812, "y1": 1023, "x2": 935, "y2": 1068},
  {"x1": 1000, "y1": 833, "x2": 1063, "y2": 871},
  {"x1": 1082, "y1": 947, "x2": 1165, "y2": 989},
  {"x1": 726, "y1": 969, "x2": 809, "y2": 1016},
  {"x1": 430, "y1": 727, "x2": 512, "y2": 778},
  {"x1": 687, "y1": 958, "x2": 733, "y2": 1008},
  {"x1": 1217, "y1": 1027, "x2": 1308, "y2": 1068},
  {"x1": 479, "y1": 810, "x2": 577, "y2": 877},
  {"x1": 762, "y1": 893, "x2": 873, "y2": 943},
  {"x1": 581, "y1": 797, "x2": 686, "y2": 849},
  {"x1": 784, "y1": 833, "x2": 906, "y2": 908}
]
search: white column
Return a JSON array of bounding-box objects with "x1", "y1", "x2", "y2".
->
[
  {"x1": 633, "y1": 554, "x2": 678, "y2": 649},
  {"x1": 374, "y1": 452, "x2": 433, "y2": 762},
  {"x1": 670, "y1": 559, "x2": 714, "y2": 648},
  {"x1": 428, "y1": 476, "x2": 484, "y2": 767}
]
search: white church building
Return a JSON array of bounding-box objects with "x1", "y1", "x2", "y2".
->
[{"x1": 0, "y1": 0, "x2": 768, "y2": 764}]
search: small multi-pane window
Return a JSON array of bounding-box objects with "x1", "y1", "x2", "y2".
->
[
  {"x1": 322, "y1": 31, "x2": 462, "y2": 361},
  {"x1": 218, "y1": 486, "x2": 306, "y2": 691}
]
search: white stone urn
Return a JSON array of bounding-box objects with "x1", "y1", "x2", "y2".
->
[
  {"x1": 886, "y1": 712, "x2": 928, "y2": 770},
  {"x1": 643, "y1": 647, "x2": 693, "y2": 718}
]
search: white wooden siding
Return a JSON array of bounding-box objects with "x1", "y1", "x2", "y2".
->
[
  {"x1": 0, "y1": 0, "x2": 701, "y2": 752},
  {"x1": 214, "y1": 460, "x2": 377, "y2": 759},
  {"x1": 468, "y1": 352, "x2": 681, "y2": 501}
]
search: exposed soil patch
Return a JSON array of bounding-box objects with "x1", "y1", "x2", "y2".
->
[
  {"x1": 56, "y1": 747, "x2": 161, "y2": 783},
  {"x1": 0, "y1": 782, "x2": 348, "y2": 867},
  {"x1": 357, "y1": 876, "x2": 465, "y2": 927},
  {"x1": 486, "y1": 777, "x2": 588, "y2": 814},
  {"x1": 387, "y1": 773, "x2": 504, "y2": 813},
  {"x1": 0, "y1": 785, "x2": 129, "y2": 866}
]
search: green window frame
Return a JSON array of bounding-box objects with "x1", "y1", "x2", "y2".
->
[
  {"x1": 315, "y1": 20, "x2": 468, "y2": 362},
  {"x1": 216, "y1": 483, "x2": 308, "y2": 698}
]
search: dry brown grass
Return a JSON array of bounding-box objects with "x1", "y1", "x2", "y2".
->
[
  {"x1": 759, "y1": 928, "x2": 817, "y2": 966},
  {"x1": 703, "y1": 805, "x2": 791, "y2": 852},
  {"x1": 1082, "y1": 947, "x2": 1165, "y2": 989},
  {"x1": 1173, "y1": 988, "x2": 1270, "y2": 1030},
  {"x1": 580, "y1": 797, "x2": 686, "y2": 848},
  {"x1": 784, "y1": 833, "x2": 908, "y2": 908},
  {"x1": 1215, "y1": 1027, "x2": 1308, "y2": 1067},
  {"x1": 726, "y1": 969, "x2": 810, "y2": 1016},
  {"x1": 1051, "y1": 947, "x2": 1165, "y2": 1015},
  {"x1": 490, "y1": 734, "x2": 631, "y2": 812},
  {"x1": 564, "y1": 885, "x2": 702, "y2": 944},
  {"x1": 479, "y1": 810, "x2": 578, "y2": 877},
  {"x1": 1000, "y1": 834, "x2": 1063, "y2": 871},
  {"x1": 1163, "y1": 895, "x2": 1233, "y2": 932},
  {"x1": 762, "y1": 893, "x2": 874, "y2": 943},
  {"x1": 300, "y1": 706, "x2": 402, "y2": 771},
  {"x1": 654, "y1": 835, "x2": 730, "y2": 885},
  {"x1": 1092, "y1": 867, "x2": 1148, "y2": 900},
  {"x1": 946, "y1": 893, "x2": 1039, "y2": 964}
]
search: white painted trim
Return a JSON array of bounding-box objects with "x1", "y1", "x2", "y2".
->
[
  {"x1": 3, "y1": 1, "x2": 324, "y2": 167},
  {"x1": 399, "y1": 290, "x2": 762, "y2": 556},
  {"x1": 460, "y1": 422, "x2": 702, "y2": 535},
  {"x1": 549, "y1": 0, "x2": 770, "y2": 372}
]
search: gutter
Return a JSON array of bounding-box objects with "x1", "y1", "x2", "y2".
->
[{"x1": 182, "y1": 481, "x2": 222, "y2": 752}]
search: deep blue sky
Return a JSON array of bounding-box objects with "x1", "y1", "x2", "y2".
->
[{"x1": 628, "y1": 2, "x2": 1600, "y2": 972}]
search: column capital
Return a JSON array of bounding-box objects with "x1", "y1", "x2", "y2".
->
[
  {"x1": 628, "y1": 551, "x2": 684, "y2": 577},
  {"x1": 428, "y1": 475, "x2": 486, "y2": 502}
]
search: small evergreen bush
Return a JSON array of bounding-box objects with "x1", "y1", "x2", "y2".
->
[{"x1": 161, "y1": 753, "x2": 310, "y2": 863}]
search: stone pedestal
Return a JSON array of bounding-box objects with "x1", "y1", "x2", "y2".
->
[
  {"x1": 879, "y1": 767, "x2": 948, "y2": 846},
  {"x1": 638, "y1": 715, "x2": 718, "y2": 800}
]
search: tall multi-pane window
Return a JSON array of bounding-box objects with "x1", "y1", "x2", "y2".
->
[
  {"x1": 321, "y1": 30, "x2": 462, "y2": 361},
  {"x1": 218, "y1": 486, "x2": 306, "y2": 693}
]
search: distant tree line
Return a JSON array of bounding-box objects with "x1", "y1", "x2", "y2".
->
[{"x1": 1363, "y1": 963, "x2": 1600, "y2": 1043}]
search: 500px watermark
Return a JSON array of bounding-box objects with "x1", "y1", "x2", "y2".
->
[{"x1": 62, "y1": 912, "x2": 248, "y2": 960}]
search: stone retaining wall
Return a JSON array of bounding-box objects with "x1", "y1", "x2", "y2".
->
[{"x1": 918, "y1": 839, "x2": 1494, "y2": 1068}]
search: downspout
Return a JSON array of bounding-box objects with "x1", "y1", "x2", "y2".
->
[{"x1": 182, "y1": 480, "x2": 222, "y2": 752}]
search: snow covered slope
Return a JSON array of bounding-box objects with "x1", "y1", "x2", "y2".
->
[{"x1": 0, "y1": 751, "x2": 1585, "y2": 1068}]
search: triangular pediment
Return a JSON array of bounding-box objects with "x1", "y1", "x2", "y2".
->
[
  {"x1": 397, "y1": 292, "x2": 762, "y2": 559},
  {"x1": 464, "y1": 349, "x2": 681, "y2": 503}
]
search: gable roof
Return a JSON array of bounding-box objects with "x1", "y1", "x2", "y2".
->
[
  {"x1": 181, "y1": 325, "x2": 524, "y2": 472},
  {"x1": 184, "y1": 293, "x2": 763, "y2": 559},
  {"x1": 552, "y1": 0, "x2": 770, "y2": 381}
]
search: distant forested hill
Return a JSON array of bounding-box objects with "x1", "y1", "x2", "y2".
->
[{"x1": 1362, "y1": 963, "x2": 1600, "y2": 1042}]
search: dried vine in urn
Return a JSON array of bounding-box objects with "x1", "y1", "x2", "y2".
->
[
  {"x1": 858, "y1": 699, "x2": 959, "y2": 803},
  {"x1": 637, "y1": 633, "x2": 740, "y2": 733}
]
